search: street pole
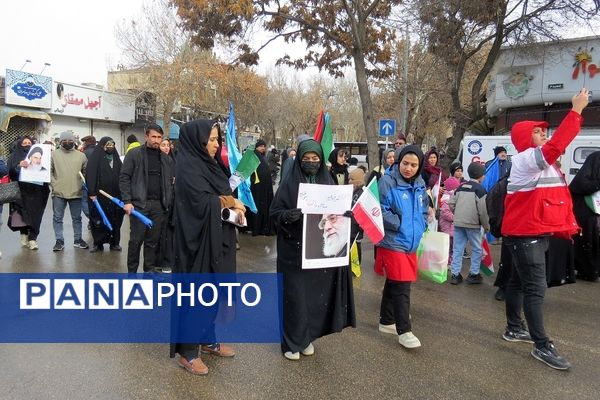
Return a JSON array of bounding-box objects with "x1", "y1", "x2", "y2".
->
[{"x1": 402, "y1": 24, "x2": 409, "y2": 136}]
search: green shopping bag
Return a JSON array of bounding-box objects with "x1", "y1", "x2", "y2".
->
[{"x1": 416, "y1": 230, "x2": 450, "y2": 284}]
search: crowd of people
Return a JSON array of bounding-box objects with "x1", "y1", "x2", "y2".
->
[{"x1": 0, "y1": 89, "x2": 597, "y2": 374}]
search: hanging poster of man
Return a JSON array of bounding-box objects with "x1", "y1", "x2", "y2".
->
[
  {"x1": 19, "y1": 144, "x2": 51, "y2": 183},
  {"x1": 298, "y1": 183, "x2": 353, "y2": 269}
]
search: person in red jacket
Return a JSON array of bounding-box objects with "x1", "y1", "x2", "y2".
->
[{"x1": 501, "y1": 88, "x2": 589, "y2": 371}]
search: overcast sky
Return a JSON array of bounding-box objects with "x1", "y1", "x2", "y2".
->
[
  {"x1": 0, "y1": 0, "x2": 315, "y2": 88},
  {"x1": 3, "y1": 1, "x2": 597, "y2": 89},
  {"x1": 0, "y1": 0, "x2": 147, "y2": 85}
]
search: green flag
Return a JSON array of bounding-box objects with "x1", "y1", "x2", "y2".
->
[
  {"x1": 322, "y1": 113, "x2": 334, "y2": 163},
  {"x1": 229, "y1": 145, "x2": 260, "y2": 190}
]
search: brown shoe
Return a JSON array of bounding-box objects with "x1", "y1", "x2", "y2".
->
[
  {"x1": 201, "y1": 343, "x2": 235, "y2": 357},
  {"x1": 177, "y1": 356, "x2": 208, "y2": 375}
]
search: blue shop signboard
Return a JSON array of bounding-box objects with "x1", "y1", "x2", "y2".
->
[{"x1": 5, "y1": 69, "x2": 53, "y2": 109}]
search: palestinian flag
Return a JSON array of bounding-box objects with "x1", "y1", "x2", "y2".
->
[
  {"x1": 351, "y1": 177, "x2": 384, "y2": 244},
  {"x1": 480, "y1": 237, "x2": 495, "y2": 276}
]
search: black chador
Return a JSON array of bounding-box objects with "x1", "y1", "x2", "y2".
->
[
  {"x1": 569, "y1": 150, "x2": 600, "y2": 281},
  {"x1": 270, "y1": 139, "x2": 355, "y2": 355},
  {"x1": 86, "y1": 137, "x2": 124, "y2": 249}
]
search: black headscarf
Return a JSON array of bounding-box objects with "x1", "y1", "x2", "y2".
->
[
  {"x1": 174, "y1": 119, "x2": 232, "y2": 273},
  {"x1": 328, "y1": 147, "x2": 349, "y2": 184},
  {"x1": 7, "y1": 136, "x2": 34, "y2": 181},
  {"x1": 272, "y1": 139, "x2": 333, "y2": 211},
  {"x1": 395, "y1": 144, "x2": 425, "y2": 184},
  {"x1": 85, "y1": 136, "x2": 122, "y2": 196}
]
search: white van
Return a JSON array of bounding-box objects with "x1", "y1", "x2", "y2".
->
[{"x1": 459, "y1": 134, "x2": 600, "y2": 183}]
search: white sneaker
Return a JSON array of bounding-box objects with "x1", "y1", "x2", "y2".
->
[
  {"x1": 20, "y1": 234, "x2": 28, "y2": 247},
  {"x1": 378, "y1": 323, "x2": 397, "y2": 335},
  {"x1": 284, "y1": 351, "x2": 300, "y2": 360},
  {"x1": 28, "y1": 240, "x2": 39, "y2": 250},
  {"x1": 398, "y1": 332, "x2": 421, "y2": 349},
  {"x1": 301, "y1": 343, "x2": 314, "y2": 356}
]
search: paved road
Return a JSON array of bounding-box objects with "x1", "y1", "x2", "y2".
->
[{"x1": 0, "y1": 206, "x2": 599, "y2": 400}]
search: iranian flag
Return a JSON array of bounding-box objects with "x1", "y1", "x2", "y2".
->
[
  {"x1": 352, "y1": 177, "x2": 385, "y2": 244},
  {"x1": 480, "y1": 237, "x2": 495, "y2": 276}
]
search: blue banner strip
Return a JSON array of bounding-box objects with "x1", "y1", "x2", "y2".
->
[{"x1": 0, "y1": 273, "x2": 282, "y2": 343}]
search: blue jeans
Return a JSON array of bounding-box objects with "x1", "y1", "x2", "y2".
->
[
  {"x1": 450, "y1": 227, "x2": 483, "y2": 276},
  {"x1": 81, "y1": 187, "x2": 90, "y2": 219},
  {"x1": 52, "y1": 197, "x2": 83, "y2": 242}
]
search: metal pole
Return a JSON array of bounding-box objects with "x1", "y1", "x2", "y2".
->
[{"x1": 402, "y1": 24, "x2": 409, "y2": 135}]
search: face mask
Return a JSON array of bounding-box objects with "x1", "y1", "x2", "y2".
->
[
  {"x1": 301, "y1": 161, "x2": 320, "y2": 176},
  {"x1": 22, "y1": 145, "x2": 31, "y2": 152},
  {"x1": 62, "y1": 142, "x2": 74, "y2": 150},
  {"x1": 105, "y1": 148, "x2": 115, "y2": 154}
]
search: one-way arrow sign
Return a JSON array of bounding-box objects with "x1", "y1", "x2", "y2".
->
[{"x1": 379, "y1": 119, "x2": 396, "y2": 137}]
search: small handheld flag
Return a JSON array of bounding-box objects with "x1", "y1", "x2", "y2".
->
[{"x1": 351, "y1": 177, "x2": 385, "y2": 244}]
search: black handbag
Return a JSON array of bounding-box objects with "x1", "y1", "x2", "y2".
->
[{"x1": 0, "y1": 181, "x2": 21, "y2": 204}]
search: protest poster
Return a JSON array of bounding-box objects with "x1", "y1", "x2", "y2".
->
[
  {"x1": 298, "y1": 184, "x2": 352, "y2": 269},
  {"x1": 20, "y1": 144, "x2": 51, "y2": 183}
]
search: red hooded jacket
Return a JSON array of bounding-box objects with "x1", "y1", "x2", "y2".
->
[{"x1": 501, "y1": 111, "x2": 582, "y2": 238}]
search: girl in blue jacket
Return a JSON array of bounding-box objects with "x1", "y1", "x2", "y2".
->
[{"x1": 376, "y1": 145, "x2": 429, "y2": 349}]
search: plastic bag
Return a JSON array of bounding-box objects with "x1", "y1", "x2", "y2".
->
[{"x1": 416, "y1": 230, "x2": 450, "y2": 284}]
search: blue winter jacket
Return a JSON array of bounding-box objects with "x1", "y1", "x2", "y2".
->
[{"x1": 378, "y1": 164, "x2": 428, "y2": 253}]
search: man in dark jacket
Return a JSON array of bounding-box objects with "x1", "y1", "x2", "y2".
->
[{"x1": 119, "y1": 124, "x2": 175, "y2": 273}]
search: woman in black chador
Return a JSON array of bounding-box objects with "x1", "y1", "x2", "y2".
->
[
  {"x1": 247, "y1": 139, "x2": 274, "y2": 236},
  {"x1": 270, "y1": 139, "x2": 356, "y2": 361},
  {"x1": 569, "y1": 150, "x2": 600, "y2": 281},
  {"x1": 170, "y1": 120, "x2": 246, "y2": 376},
  {"x1": 86, "y1": 137, "x2": 125, "y2": 252},
  {"x1": 7, "y1": 135, "x2": 50, "y2": 250}
]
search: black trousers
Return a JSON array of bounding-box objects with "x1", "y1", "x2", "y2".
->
[
  {"x1": 379, "y1": 279, "x2": 411, "y2": 335},
  {"x1": 126, "y1": 200, "x2": 166, "y2": 273},
  {"x1": 493, "y1": 241, "x2": 513, "y2": 288},
  {"x1": 504, "y1": 236, "x2": 550, "y2": 349}
]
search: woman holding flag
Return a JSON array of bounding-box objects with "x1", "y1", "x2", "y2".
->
[
  {"x1": 85, "y1": 137, "x2": 124, "y2": 253},
  {"x1": 376, "y1": 145, "x2": 429, "y2": 349}
]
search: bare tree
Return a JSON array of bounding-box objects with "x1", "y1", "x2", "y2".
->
[{"x1": 172, "y1": 0, "x2": 404, "y2": 169}]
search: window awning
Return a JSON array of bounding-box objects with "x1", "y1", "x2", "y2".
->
[{"x1": 0, "y1": 106, "x2": 52, "y2": 132}]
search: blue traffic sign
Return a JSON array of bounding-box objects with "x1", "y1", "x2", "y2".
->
[{"x1": 379, "y1": 119, "x2": 396, "y2": 136}]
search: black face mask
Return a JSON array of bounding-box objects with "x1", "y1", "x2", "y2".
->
[
  {"x1": 301, "y1": 161, "x2": 320, "y2": 176},
  {"x1": 105, "y1": 148, "x2": 115, "y2": 154},
  {"x1": 22, "y1": 145, "x2": 31, "y2": 152},
  {"x1": 62, "y1": 142, "x2": 74, "y2": 150}
]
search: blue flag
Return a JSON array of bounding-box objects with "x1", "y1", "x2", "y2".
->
[
  {"x1": 482, "y1": 157, "x2": 500, "y2": 192},
  {"x1": 226, "y1": 102, "x2": 257, "y2": 213},
  {"x1": 482, "y1": 157, "x2": 501, "y2": 242}
]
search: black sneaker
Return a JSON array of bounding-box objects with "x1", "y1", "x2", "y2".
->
[
  {"x1": 53, "y1": 240, "x2": 65, "y2": 252},
  {"x1": 466, "y1": 273, "x2": 483, "y2": 284},
  {"x1": 161, "y1": 266, "x2": 172, "y2": 273},
  {"x1": 74, "y1": 239, "x2": 89, "y2": 249},
  {"x1": 531, "y1": 342, "x2": 571, "y2": 370},
  {"x1": 450, "y1": 273, "x2": 463, "y2": 285},
  {"x1": 502, "y1": 328, "x2": 533, "y2": 343}
]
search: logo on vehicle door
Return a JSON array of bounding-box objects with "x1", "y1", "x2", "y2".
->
[{"x1": 467, "y1": 140, "x2": 483, "y2": 155}]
